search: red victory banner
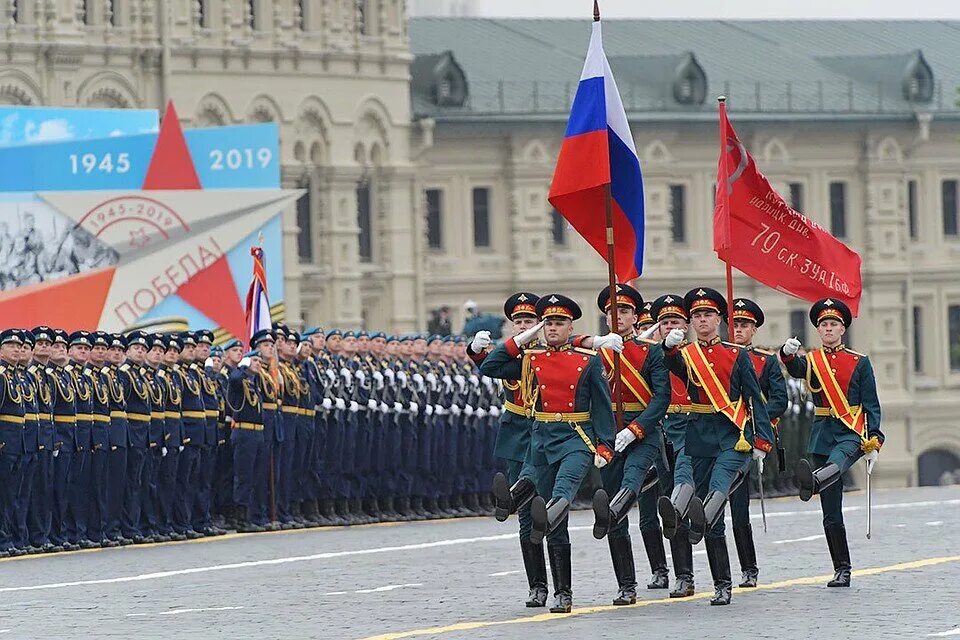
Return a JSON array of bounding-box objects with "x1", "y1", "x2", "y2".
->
[{"x1": 714, "y1": 99, "x2": 863, "y2": 316}]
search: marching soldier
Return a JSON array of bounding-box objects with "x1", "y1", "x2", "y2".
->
[
  {"x1": 66, "y1": 331, "x2": 97, "y2": 549},
  {"x1": 659, "y1": 288, "x2": 774, "y2": 606},
  {"x1": 118, "y1": 331, "x2": 152, "y2": 543},
  {"x1": 216, "y1": 338, "x2": 244, "y2": 528},
  {"x1": 85, "y1": 332, "x2": 116, "y2": 547},
  {"x1": 27, "y1": 327, "x2": 57, "y2": 552},
  {"x1": 471, "y1": 292, "x2": 550, "y2": 607},
  {"x1": 275, "y1": 325, "x2": 308, "y2": 529},
  {"x1": 156, "y1": 335, "x2": 186, "y2": 540},
  {"x1": 14, "y1": 330, "x2": 41, "y2": 554},
  {"x1": 194, "y1": 330, "x2": 226, "y2": 536},
  {"x1": 254, "y1": 329, "x2": 283, "y2": 530},
  {"x1": 141, "y1": 335, "x2": 167, "y2": 542},
  {"x1": 480, "y1": 294, "x2": 616, "y2": 614},
  {"x1": 651, "y1": 294, "x2": 697, "y2": 598},
  {"x1": 47, "y1": 329, "x2": 77, "y2": 551},
  {"x1": 779, "y1": 298, "x2": 884, "y2": 587},
  {"x1": 0, "y1": 329, "x2": 26, "y2": 557},
  {"x1": 587, "y1": 284, "x2": 671, "y2": 605},
  {"x1": 729, "y1": 298, "x2": 788, "y2": 587},
  {"x1": 228, "y1": 346, "x2": 267, "y2": 533},
  {"x1": 104, "y1": 334, "x2": 133, "y2": 546},
  {"x1": 175, "y1": 333, "x2": 205, "y2": 539}
]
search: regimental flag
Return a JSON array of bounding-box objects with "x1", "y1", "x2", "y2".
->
[
  {"x1": 714, "y1": 101, "x2": 863, "y2": 315},
  {"x1": 246, "y1": 245, "x2": 271, "y2": 340},
  {"x1": 548, "y1": 19, "x2": 645, "y2": 281}
]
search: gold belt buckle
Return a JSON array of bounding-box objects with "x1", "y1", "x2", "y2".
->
[{"x1": 554, "y1": 412, "x2": 562, "y2": 421}]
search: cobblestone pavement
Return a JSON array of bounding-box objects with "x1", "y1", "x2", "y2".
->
[{"x1": 1, "y1": 485, "x2": 958, "y2": 640}]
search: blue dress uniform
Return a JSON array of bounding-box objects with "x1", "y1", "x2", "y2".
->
[
  {"x1": 727, "y1": 298, "x2": 788, "y2": 588},
  {"x1": 481, "y1": 294, "x2": 616, "y2": 614},
  {"x1": 175, "y1": 333, "x2": 206, "y2": 539},
  {"x1": 47, "y1": 331, "x2": 77, "y2": 551},
  {"x1": 393, "y1": 339, "x2": 426, "y2": 521},
  {"x1": 84, "y1": 338, "x2": 114, "y2": 547},
  {"x1": 214, "y1": 340, "x2": 241, "y2": 526},
  {"x1": 781, "y1": 298, "x2": 884, "y2": 588},
  {"x1": 27, "y1": 328, "x2": 57, "y2": 552},
  {"x1": 298, "y1": 330, "x2": 325, "y2": 525},
  {"x1": 66, "y1": 331, "x2": 96, "y2": 548},
  {"x1": 470, "y1": 292, "x2": 549, "y2": 608},
  {"x1": 102, "y1": 334, "x2": 132, "y2": 546},
  {"x1": 194, "y1": 330, "x2": 224, "y2": 536},
  {"x1": 276, "y1": 333, "x2": 307, "y2": 529},
  {"x1": 0, "y1": 330, "x2": 27, "y2": 557},
  {"x1": 118, "y1": 332, "x2": 152, "y2": 542},
  {"x1": 14, "y1": 333, "x2": 41, "y2": 553},
  {"x1": 227, "y1": 350, "x2": 266, "y2": 532},
  {"x1": 650, "y1": 294, "x2": 698, "y2": 599},
  {"x1": 587, "y1": 285, "x2": 672, "y2": 605},
  {"x1": 661, "y1": 288, "x2": 775, "y2": 606},
  {"x1": 141, "y1": 336, "x2": 167, "y2": 541},
  {"x1": 156, "y1": 338, "x2": 186, "y2": 538}
]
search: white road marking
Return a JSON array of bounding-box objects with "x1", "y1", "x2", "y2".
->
[
  {"x1": 0, "y1": 630, "x2": 10, "y2": 634},
  {"x1": 2, "y1": 497, "x2": 955, "y2": 595},
  {"x1": 489, "y1": 570, "x2": 522, "y2": 577},
  {"x1": 772, "y1": 535, "x2": 821, "y2": 545},
  {"x1": 928, "y1": 628, "x2": 960, "y2": 637},
  {"x1": 322, "y1": 591, "x2": 351, "y2": 596},
  {"x1": 127, "y1": 606, "x2": 244, "y2": 618},
  {"x1": 354, "y1": 583, "x2": 422, "y2": 594},
  {"x1": 925, "y1": 521, "x2": 944, "y2": 526}
]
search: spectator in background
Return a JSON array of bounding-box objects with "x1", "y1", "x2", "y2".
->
[
  {"x1": 462, "y1": 300, "x2": 504, "y2": 340},
  {"x1": 427, "y1": 306, "x2": 453, "y2": 337}
]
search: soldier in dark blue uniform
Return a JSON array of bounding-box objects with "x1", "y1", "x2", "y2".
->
[
  {"x1": 274, "y1": 324, "x2": 306, "y2": 529},
  {"x1": 253, "y1": 329, "x2": 283, "y2": 530},
  {"x1": 779, "y1": 298, "x2": 884, "y2": 588},
  {"x1": 481, "y1": 294, "x2": 616, "y2": 614},
  {"x1": 297, "y1": 329, "x2": 325, "y2": 525},
  {"x1": 156, "y1": 335, "x2": 186, "y2": 540},
  {"x1": 728, "y1": 298, "x2": 788, "y2": 587},
  {"x1": 65, "y1": 331, "x2": 97, "y2": 549},
  {"x1": 193, "y1": 330, "x2": 226, "y2": 536},
  {"x1": 141, "y1": 335, "x2": 167, "y2": 541},
  {"x1": 228, "y1": 347, "x2": 267, "y2": 532},
  {"x1": 0, "y1": 329, "x2": 27, "y2": 557},
  {"x1": 118, "y1": 331, "x2": 152, "y2": 543},
  {"x1": 46, "y1": 329, "x2": 76, "y2": 551},
  {"x1": 175, "y1": 333, "x2": 205, "y2": 539},
  {"x1": 660, "y1": 287, "x2": 775, "y2": 606},
  {"x1": 27, "y1": 327, "x2": 57, "y2": 552},
  {"x1": 12, "y1": 330, "x2": 41, "y2": 554},
  {"x1": 103, "y1": 334, "x2": 133, "y2": 546},
  {"x1": 216, "y1": 338, "x2": 244, "y2": 528},
  {"x1": 85, "y1": 332, "x2": 116, "y2": 547}
]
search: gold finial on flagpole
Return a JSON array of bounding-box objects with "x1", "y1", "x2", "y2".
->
[{"x1": 593, "y1": 0, "x2": 600, "y2": 21}]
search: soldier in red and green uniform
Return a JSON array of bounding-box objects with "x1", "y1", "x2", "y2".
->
[
  {"x1": 779, "y1": 297, "x2": 883, "y2": 588},
  {"x1": 480, "y1": 294, "x2": 615, "y2": 614}
]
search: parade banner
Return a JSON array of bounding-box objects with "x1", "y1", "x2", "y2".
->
[
  {"x1": 0, "y1": 103, "x2": 295, "y2": 339},
  {"x1": 714, "y1": 103, "x2": 862, "y2": 315}
]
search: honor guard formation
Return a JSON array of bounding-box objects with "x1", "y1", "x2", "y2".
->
[{"x1": 0, "y1": 288, "x2": 884, "y2": 612}]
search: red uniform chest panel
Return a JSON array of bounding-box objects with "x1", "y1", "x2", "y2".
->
[
  {"x1": 694, "y1": 343, "x2": 740, "y2": 390},
  {"x1": 531, "y1": 350, "x2": 591, "y2": 413},
  {"x1": 670, "y1": 373, "x2": 690, "y2": 405},
  {"x1": 819, "y1": 349, "x2": 860, "y2": 395},
  {"x1": 748, "y1": 351, "x2": 766, "y2": 380},
  {"x1": 600, "y1": 340, "x2": 651, "y2": 402}
]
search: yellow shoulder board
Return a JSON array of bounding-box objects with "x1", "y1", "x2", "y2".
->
[
  {"x1": 28, "y1": 364, "x2": 38, "y2": 374},
  {"x1": 0, "y1": 365, "x2": 6, "y2": 375},
  {"x1": 638, "y1": 337, "x2": 659, "y2": 346},
  {"x1": 120, "y1": 363, "x2": 131, "y2": 372},
  {"x1": 846, "y1": 349, "x2": 867, "y2": 358},
  {"x1": 574, "y1": 347, "x2": 598, "y2": 356},
  {"x1": 753, "y1": 347, "x2": 775, "y2": 357}
]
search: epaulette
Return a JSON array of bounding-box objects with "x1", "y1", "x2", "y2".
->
[
  {"x1": 64, "y1": 364, "x2": 73, "y2": 373},
  {"x1": 83, "y1": 368, "x2": 94, "y2": 378},
  {"x1": 637, "y1": 337, "x2": 658, "y2": 346},
  {"x1": 0, "y1": 364, "x2": 6, "y2": 375},
  {"x1": 846, "y1": 349, "x2": 867, "y2": 358},
  {"x1": 28, "y1": 364, "x2": 39, "y2": 374},
  {"x1": 120, "y1": 363, "x2": 131, "y2": 372},
  {"x1": 752, "y1": 347, "x2": 775, "y2": 357},
  {"x1": 157, "y1": 369, "x2": 166, "y2": 378},
  {"x1": 525, "y1": 347, "x2": 547, "y2": 355},
  {"x1": 721, "y1": 341, "x2": 742, "y2": 350},
  {"x1": 574, "y1": 347, "x2": 597, "y2": 356},
  {"x1": 101, "y1": 366, "x2": 111, "y2": 374},
  {"x1": 45, "y1": 367, "x2": 54, "y2": 375}
]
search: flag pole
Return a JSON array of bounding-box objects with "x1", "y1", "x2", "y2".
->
[
  {"x1": 595, "y1": 1, "x2": 625, "y2": 434},
  {"x1": 718, "y1": 96, "x2": 736, "y2": 341}
]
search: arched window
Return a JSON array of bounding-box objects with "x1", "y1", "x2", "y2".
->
[{"x1": 296, "y1": 176, "x2": 313, "y2": 263}]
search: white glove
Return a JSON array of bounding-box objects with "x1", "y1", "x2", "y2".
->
[
  {"x1": 434, "y1": 405, "x2": 445, "y2": 416},
  {"x1": 205, "y1": 357, "x2": 215, "y2": 368},
  {"x1": 424, "y1": 372, "x2": 435, "y2": 385},
  {"x1": 477, "y1": 408, "x2": 487, "y2": 418},
  {"x1": 325, "y1": 369, "x2": 336, "y2": 382},
  {"x1": 380, "y1": 402, "x2": 389, "y2": 413},
  {"x1": 489, "y1": 406, "x2": 501, "y2": 417},
  {"x1": 409, "y1": 402, "x2": 419, "y2": 413},
  {"x1": 450, "y1": 405, "x2": 461, "y2": 416},
  {"x1": 753, "y1": 448, "x2": 766, "y2": 474},
  {"x1": 470, "y1": 331, "x2": 492, "y2": 353},
  {"x1": 372, "y1": 371, "x2": 384, "y2": 388},
  {"x1": 321, "y1": 398, "x2": 333, "y2": 410},
  {"x1": 594, "y1": 453, "x2": 608, "y2": 469},
  {"x1": 179, "y1": 445, "x2": 184, "y2": 452},
  {"x1": 442, "y1": 375, "x2": 452, "y2": 391},
  {"x1": 464, "y1": 404, "x2": 474, "y2": 416},
  {"x1": 413, "y1": 373, "x2": 425, "y2": 387},
  {"x1": 239, "y1": 357, "x2": 252, "y2": 369},
  {"x1": 593, "y1": 333, "x2": 624, "y2": 353},
  {"x1": 334, "y1": 398, "x2": 346, "y2": 411},
  {"x1": 469, "y1": 374, "x2": 479, "y2": 387},
  {"x1": 425, "y1": 404, "x2": 433, "y2": 416},
  {"x1": 783, "y1": 337, "x2": 801, "y2": 356},
  {"x1": 384, "y1": 368, "x2": 395, "y2": 382},
  {"x1": 53, "y1": 449, "x2": 60, "y2": 458},
  {"x1": 639, "y1": 322, "x2": 661, "y2": 340},
  {"x1": 864, "y1": 450, "x2": 878, "y2": 474},
  {"x1": 482, "y1": 376, "x2": 494, "y2": 391},
  {"x1": 355, "y1": 370, "x2": 366, "y2": 384},
  {"x1": 162, "y1": 447, "x2": 168, "y2": 457},
  {"x1": 615, "y1": 429, "x2": 637, "y2": 452},
  {"x1": 454, "y1": 374, "x2": 466, "y2": 390},
  {"x1": 665, "y1": 328, "x2": 685, "y2": 349},
  {"x1": 394, "y1": 402, "x2": 403, "y2": 413},
  {"x1": 397, "y1": 371, "x2": 407, "y2": 385},
  {"x1": 349, "y1": 400, "x2": 359, "y2": 413},
  {"x1": 514, "y1": 320, "x2": 546, "y2": 347},
  {"x1": 367, "y1": 399, "x2": 378, "y2": 411}
]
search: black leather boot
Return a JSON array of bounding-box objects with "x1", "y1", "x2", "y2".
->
[
  {"x1": 393, "y1": 496, "x2": 413, "y2": 521},
  {"x1": 689, "y1": 490, "x2": 727, "y2": 545},
  {"x1": 493, "y1": 473, "x2": 536, "y2": 522},
  {"x1": 530, "y1": 497, "x2": 570, "y2": 546},
  {"x1": 796, "y1": 459, "x2": 841, "y2": 502},
  {"x1": 733, "y1": 525, "x2": 759, "y2": 587},
  {"x1": 380, "y1": 496, "x2": 401, "y2": 521},
  {"x1": 337, "y1": 497, "x2": 358, "y2": 525},
  {"x1": 364, "y1": 497, "x2": 382, "y2": 522},
  {"x1": 479, "y1": 492, "x2": 496, "y2": 516},
  {"x1": 592, "y1": 487, "x2": 637, "y2": 540},
  {"x1": 409, "y1": 496, "x2": 430, "y2": 520},
  {"x1": 520, "y1": 538, "x2": 549, "y2": 607},
  {"x1": 658, "y1": 483, "x2": 695, "y2": 540},
  {"x1": 641, "y1": 526, "x2": 670, "y2": 589},
  {"x1": 668, "y1": 528, "x2": 695, "y2": 598},
  {"x1": 825, "y1": 524, "x2": 851, "y2": 587},
  {"x1": 705, "y1": 536, "x2": 732, "y2": 605},
  {"x1": 547, "y1": 543, "x2": 573, "y2": 613},
  {"x1": 236, "y1": 506, "x2": 264, "y2": 533},
  {"x1": 608, "y1": 535, "x2": 637, "y2": 605}
]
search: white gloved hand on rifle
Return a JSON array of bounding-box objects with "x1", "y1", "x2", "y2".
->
[
  {"x1": 470, "y1": 331, "x2": 492, "y2": 353},
  {"x1": 514, "y1": 320, "x2": 546, "y2": 347}
]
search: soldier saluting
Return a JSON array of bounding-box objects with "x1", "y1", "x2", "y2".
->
[{"x1": 779, "y1": 297, "x2": 883, "y2": 588}]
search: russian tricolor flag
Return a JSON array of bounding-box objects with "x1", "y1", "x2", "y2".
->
[
  {"x1": 548, "y1": 20, "x2": 645, "y2": 281},
  {"x1": 245, "y1": 245, "x2": 272, "y2": 341}
]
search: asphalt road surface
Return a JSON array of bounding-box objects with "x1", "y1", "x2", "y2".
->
[{"x1": 1, "y1": 485, "x2": 959, "y2": 640}]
